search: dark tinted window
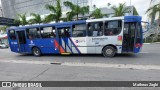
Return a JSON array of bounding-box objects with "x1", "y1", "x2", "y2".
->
[
  {"x1": 41, "y1": 27, "x2": 56, "y2": 38},
  {"x1": 26, "y1": 28, "x2": 41, "y2": 39},
  {"x1": 72, "y1": 24, "x2": 86, "y2": 37},
  {"x1": 9, "y1": 30, "x2": 16, "y2": 40},
  {"x1": 88, "y1": 22, "x2": 103, "y2": 37},
  {"x1": 137, "y1": 23, "x2": 141, "y2": 38},
  {"x1": 104, "y1": 20, "x2": 122, "y2": 36},
  {"x1": 58, "y1": 27, "x2": 71, "y2": 38},
  {"x1": 130, "y1": 23, "x2": 136, "y2": 37}
]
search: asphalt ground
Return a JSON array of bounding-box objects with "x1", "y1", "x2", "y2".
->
[
  {"x1": 0, "y1": 43, "x2": 160, "y2": 65},
  {"x1": 0, "y1": 43, "x2": 160, "y2": 90}
]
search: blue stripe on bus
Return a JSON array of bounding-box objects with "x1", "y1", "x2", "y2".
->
[{"x1": 69, "y1": 38, "x2": 81, "y2": 54}]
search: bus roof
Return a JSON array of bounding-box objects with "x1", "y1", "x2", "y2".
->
[
  {"x1": 7, "y1": 16, "x2": 142, "y2": 30},
  {"x1": 87, "y1": 16, "x2": 124, "y2": 22},
  {"x1": 87, "y1": 16, "x2": 142, "y2": 23},
  {"x1": 7, "y1": 20, "x2": 86, "y2": 30},
  {"x1": 124, "y1": 16, "x2": 142, "y2": 22}
]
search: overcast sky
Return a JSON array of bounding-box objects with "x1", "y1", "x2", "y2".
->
[{"x1": 92, "y1": 0, "x2": 150, "y2": 21}]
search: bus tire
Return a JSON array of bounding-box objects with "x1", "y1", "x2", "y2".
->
[
  {"x1": 102, "y1": 46, "x2": 116, "y2": 57},
  {"x1": 32, "y1": 47, "x2": 41, "y2": 57}
]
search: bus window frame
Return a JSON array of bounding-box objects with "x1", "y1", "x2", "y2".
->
[
  {"x1": 72, "y1": 24, "x2": 87, "y2": 37},
  {"x1": 26, "y1": 27, "x2": 41, "y2": 40},
  {"x1": 40, "y1": 26, "x2": 56, "y2": 39},
  {"x1": 87, "y1": 21, "x2": 103, "y2": 37},
  {"x1": 57, "y1": 27, "x2": 71, "y2": 38},
  {"x1": 8, "y1": 29, "x2": 17, "y2": 40},
  {"x1": 104, "y1": 20, "x2": 122, "y2": 36}
]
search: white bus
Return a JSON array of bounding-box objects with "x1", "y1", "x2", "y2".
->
[{"x1": 7, "y1": 16, "x2": 143, "y2": 57}]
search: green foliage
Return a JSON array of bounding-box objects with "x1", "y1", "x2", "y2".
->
[
  {"x1": 15, "y1": 13, "x2": 28, "y2": 26},
  {"x1": 14, "y1": 19, "x2": 21, "y2": 25},
  {"x1": 63, "y1": 1, "x2": 89, "y2": 21},
  {"x1": 146, "y1": 4, "x2": 160, "y2": 23},
  {"x1": 90, "y1": 8, "x2": 107, "y2": 19},
  {"x1": 29, "y1": 13, "x2": 42, "y2": 24},
  {"x1": 44, "y1": 0, "x2": 62, "y2": 23},
  {"x1": 112, "y1": 3, "x2": 129, "y2": 17},
  {"x1": 133, "y1": 7, "x2": 139, "y2": 15}
]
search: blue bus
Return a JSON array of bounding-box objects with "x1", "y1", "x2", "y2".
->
[{"x1": 7, "y1": 16, "x2": 143, "y2": 57}]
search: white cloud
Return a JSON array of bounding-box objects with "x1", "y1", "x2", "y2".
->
[{"x1": 92, "y1": 0, "x2": 150, "y2": 21}]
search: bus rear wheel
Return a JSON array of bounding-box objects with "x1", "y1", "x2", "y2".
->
[
  {"x1": 32, "y1": 47, "x2": 41, "y2": 57},
  {"x1": 103, "y1": 46, "x2": 116, "y2": 57}
]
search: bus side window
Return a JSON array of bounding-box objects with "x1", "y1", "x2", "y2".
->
[
  {"x1": 72, "y1": 24, "x2": 86, "y2": 37},
  {"x1": 88, "y1": 22, "x2": 103, "y2": 37},
  {"x1": 41, "y1": 27, "x2": 56, "y2": 38},
  {"x1": 9, "y1": 30, "x2": 16, "y2": 40},
  {"x1": 104, "y1": 20, "x2": 122, "y2": 36},
  {"x1": 26, "y1": 28, "x2": 41, "y2": 39},
  {"x1": 65, "y1": 28, "x2": 71, "y2": 37}
]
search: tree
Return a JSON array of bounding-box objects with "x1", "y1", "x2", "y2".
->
[
  {"x1": 112, "y1": 3, "x2": 129, "y2": 17},
  {"x1": 133, "y1": 7, "x2": 139, "y2": 15},
  {"x1": 146, "y1": 4, "x2": 160, "y2": 24},
  {"x1": 15, "y1": 13, "x2": 28, "y2": 26},
  {"x1": 63, "y1": 1, "x2": 89, "y2": 21},
  {"x1": 90, "y1": 8, "x2": 106, "y2": 19},
  {"x1": 44, "y1": 0, "x2": 62, "y2": 23},
  {"x1": 107, "y1": 3, "x2": 111, "y2": 8},
  {"x1": 29, "y1": 13, "x2": 42, "y2": 24},
  {"x1": 14, "y1": 19, "x2": 21, "y2": 26},
  {"x1": 146, "y1": 4, "x2": 160, "y2": 41}
]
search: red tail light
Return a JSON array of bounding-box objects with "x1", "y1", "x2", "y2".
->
[
  {"x1": 118, "y1": 36, "x2": 122, "y2": 41},
  {"x1": 135, "y1": 43, "x2": 142, "y2": 48}
]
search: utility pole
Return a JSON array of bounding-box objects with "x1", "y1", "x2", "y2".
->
[{"x1": 130, "y1": 0, "x2": 133, "y2": 15}]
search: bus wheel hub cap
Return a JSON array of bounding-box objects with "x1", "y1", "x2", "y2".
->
[
  {"x1": 106, "y1": 49, "x2": 113, "y2": 55},
  {"x1": 34, "y1": 49, "x2": 39, "y2": 55}
]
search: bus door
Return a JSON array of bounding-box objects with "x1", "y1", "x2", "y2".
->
[
  {"x1": 123, "y1": 22, "x2": 142, "y2": 53},
  {"x1": 8, "y1": 30, "x2": 19, "y2": 52},
  {"x1": 16, "y1": 30, "x2": 27, "y2": 52},
  {"x1": 56, "y1": 26, "x2": 72, "y2": 54}
]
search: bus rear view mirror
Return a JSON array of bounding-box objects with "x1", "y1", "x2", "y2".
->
[{"x1": 141, "y1": 21, "x2": 149, "y2": 33}]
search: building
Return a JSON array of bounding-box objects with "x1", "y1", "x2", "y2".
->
[
  {"x1": 99, "y1": 6, "x2": 136, "y2": 18},
  {"x1": 1, "y1": 0, "x2": 91, "y2": 19},
  {"x1": 0, "y1": 6, "x2": 4, "y2": 17}
]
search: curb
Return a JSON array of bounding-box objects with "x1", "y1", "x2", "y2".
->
[
  {"x1": 1, "y1": 59, "x2": 160, "y2": 70},
  {"x1": 143, "y1": 43, "x2": 151, "y2": 44},
  {"x1": 144, "y1": 42, "x2": 160, "y2": 44}
]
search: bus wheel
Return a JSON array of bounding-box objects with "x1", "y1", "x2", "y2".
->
[
  {"x1": 103, "y1": 46, "x2": 116, "y2": 57},
  {"x1": 32, "y1": 47, "x2": 41, "y2": 57}
]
